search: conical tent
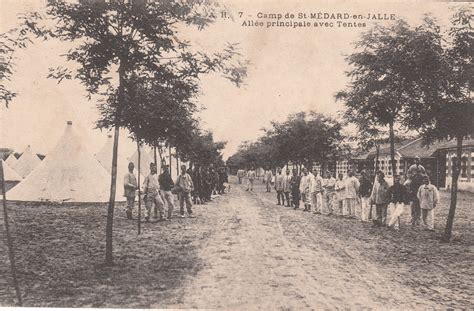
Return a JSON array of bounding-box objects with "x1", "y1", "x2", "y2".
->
[
  {"x1": 95, "y1": 135, "x2": 144, "y2": 185},
  {"x1": 128, "y1": 147, "x2": 154, "y2": 178},
  {"x1": 5, "y1": 154, "x2": 17, "y2": 167},
  {"x1": 7, "y1": 121, "x2": 124, "y2": 203},
  {"x1": 1, "y1": 160, "x2": 22, "y2": 182},
  {"x1": 13, "y1": 145, "x2": 41, "y2": 179}
]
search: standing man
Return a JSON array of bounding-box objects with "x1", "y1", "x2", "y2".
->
[
  {"x1": 218, "y1": 166, "x2": 228, "y2": 194},
  {"x1": 344, "y1": 170, "x2": 360, "y2": 218},
  {"x1": 209, "y1": 165, "x2": 219, "y2": 195},
  {"x1": 275, "y1": 167, "x2": 285, "y2": 205},
  {"x1": 283, "y1": 168, "x2": 292, "y2": 207},
  {"x1": 417, "y1": 175, "x2": 439, "y2": 231},
  {"x1": 387, "y1": 175, "x2": 409, "y2": 230},
  {"x1": 370, "y1": 172, "x2": 389, "y2": 226},
  {"x1": 264, "y1": 167, "x2": 273, "y2": 193},
  {"x1": 290, "y1": 168, "x2": 301, "y2": 209},
  {"x1": 202, "y1": 167, "x2": 213, "y2": 202},
  {"x1": 311, "y1": 169, "x2": 324, "y2": 214},
  {"x1": 299, "y1": 168, "x2": 313, "y2": 211},
  {"x1": 176, "y1": 164, "x2": 195, "y2": 218},
  {"x1": 246, "y1": 167, "x2": 256, "y2": 191},
  {"x1": 335, "y1": 173, "x2": 346, "y2": 216},
  {"x1": 143, "y1": 163, "x2": 165, "y2": 222},
  {"x1": 407, "y1": 156, "x2": 426, "y2": 226},
  {"x1": 159, "y1": 164, "x2": 175, "y2": 220},
  {"x1": 358, "y1": 170, "x2": 373, "y2": 222},
  {"x1": 407, "y1": 156, "x2": 427, "y2": 179},
  {"x1": 324, "y1": 171, "x2": 336, "y2": 216},
  {"x1": 192, "y1": 165, "x2": 202, "y2": 204},
  {"x1": 124, "y1": 162, "x2": 138, "y2": 220},
  {"x1": 237, "y1": 168, "x2": 245, "y2": 184}
]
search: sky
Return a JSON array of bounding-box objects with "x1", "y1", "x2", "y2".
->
[{"x1": 0, "y1": 0, "x2": 461, "y2": 159}]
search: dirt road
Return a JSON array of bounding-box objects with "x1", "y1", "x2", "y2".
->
[
  {"x1": 163, "y1": 179, "x2": 440, "y2": 309},
  {"x1": 2, "y1": 177, "x2": 471, "y2": 308}
]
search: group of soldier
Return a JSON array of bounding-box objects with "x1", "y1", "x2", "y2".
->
[
  {"x1": 241, "y1": 157, "x2": 440, "y2": 231},
  {"x1": 123, "y1": 161, "x2": 229, "y2": 222},
  {"x1": 190, "y1": 164, "x2": 229, "y2": 204}
]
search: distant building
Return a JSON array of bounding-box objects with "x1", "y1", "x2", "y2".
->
[
  {"x1": 437, "y1": 138, "x2": 474, "y2": 192},
  {"x1": 364, "y1": 138, "x2": 447, "y2": 187},
  {"x1": 336, "y1": 155, "x2": 372, "y2": 177}
]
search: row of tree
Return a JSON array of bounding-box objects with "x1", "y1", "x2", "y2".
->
[
  {"x1": 227, "y1": 111, "x2": 347, "y2": 173},
  {"x1": 228, "y1": 6, "x2": 473, "y2": 242},
  {"x1": 0, "y1": 0, "x2": 245, "y2": 268}
]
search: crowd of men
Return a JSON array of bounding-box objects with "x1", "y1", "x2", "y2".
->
[
  {"x1": 242, "y1": 157, "x2": 440, "y2": 231},
  {"x1": 123, "y1": 162, "x2": 229, "y2": 222}
]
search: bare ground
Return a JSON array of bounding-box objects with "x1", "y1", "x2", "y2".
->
[{"x1": 1, "y1": 176, "x2": 473, "y2": 309}]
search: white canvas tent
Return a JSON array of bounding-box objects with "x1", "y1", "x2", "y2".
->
[
  {"x1": 5, "y1": 154, "x2": 17, "y2": 167},
  {"x1": 1, "y1": 160, "x2": 22, "y2": 182},
  {"x1": 13, "y1": 145, "x2": 41, "y2": 179},
  {"x1": 0, "y1": 160, "x2": 22, "y2": 193},
  {"x1": 8, "y1": 121, "x2": 124, "y2": 203},
  {"x1": 95, "y1": 134, "x2": 145, "y2": 185}
]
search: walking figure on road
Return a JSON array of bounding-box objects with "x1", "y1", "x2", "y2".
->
[
  {"x1": 246, "y1": 167, "x2": 256, "y2": 191},
  {"x1": 237, "y1": 168, "x2": 246, "y2": 184},
  {"x1": 264, "y1": 167, "x2": 273, "y2": 192},
  {"x1": 275, "y1": 167, "x2": 285, "y2": 205}
]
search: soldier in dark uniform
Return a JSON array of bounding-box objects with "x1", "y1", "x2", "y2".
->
[
  {"x1": 290, "y1": 168, "x2": 301, "y2": 209},
  {"x1": 202, "y1": 166, "x2": 213, "y2": 202},
  {"x1": 210, "y1": 165, "x2": 219, "y2": 195},
  {"x1": 192, "y1": 165, "x2": 202, "y2": 205}
]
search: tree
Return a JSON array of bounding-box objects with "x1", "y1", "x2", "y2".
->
[
  {"x1": 180, "y1": 130, "x2": 226, "y2": 168},
  {"x1": 227, "y1": 111, "x2": 345, "y2": 173},
  {"x1": 402, "y1": 7, "x2": 474, "y2": 241},
  {"x1": 38, "y1": 0, "x2": 246, "y2": 265},
  {"x1": 336, "y1": 20, "x2": 421, "y2": 183}
]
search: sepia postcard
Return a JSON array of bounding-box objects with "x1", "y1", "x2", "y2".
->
[{"x1": 0, "y1": 0, "x2": 472, "y2": 309}]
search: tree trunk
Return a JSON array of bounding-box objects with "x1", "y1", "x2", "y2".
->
[
  {"x1": 157, "y1": 145, "x2": 163, "y2": 165},
  {"x1": 0, "y1": 161, "x2": 22, "y2": 306},
  {"x1": 105, "y1": 59, "x2": 126, "y2": 266},
  {"x1": 444, "y1": 135, "x2": 463, "y2": 242},
  {"x1": 153, "y1": 146, "x2": 157, "y2": 167},
  {"x1": 375, "y1": 143, "x2": 380, "y2": 172},
  {"x1": 137, "y1": 141, "x2": 142, "y2": 235},
  {"x1": 389, "y1": 121, "x2": 397, "y2": 184},
  {"x1": 176, "y1": 150, "x2": 180, "y2": 176},
  {"x1": 169, "y1": 146, "x2": 172, "y2": 175},
  {"x1": 105, "y1": 125, "x2": 120, "y2": 266}
]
